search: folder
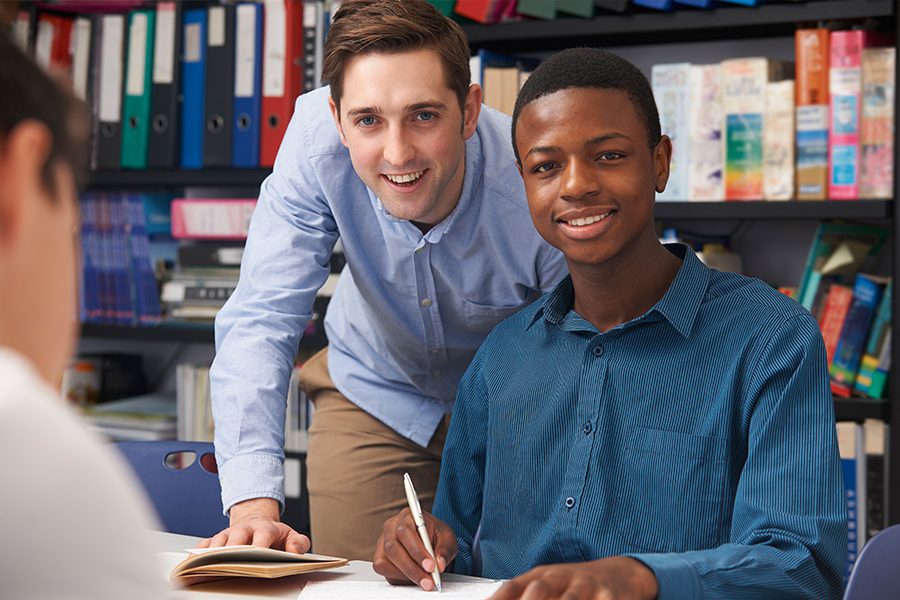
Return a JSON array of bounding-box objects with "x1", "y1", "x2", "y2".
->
[
  {"x1": 203, "y1": 4, "x2": 235, "y2": 167},
  {"x1": 232, "y1": 3, "x2": 263, "y2": 167},
  {"x1": 180, "y1": 9, "x2": 207, "y2": 170},
  {"x1": 71, "y1": 17, "x2": 93, "y2": 102},
  {"x1": 35, "y1": 13, "x2": 74, "y2": 75},
  {"x1": 92, "y1": 14, "x2": 126, "y2": 170},
  {"x1": 557, "y1": 0, "x2": 594, "y2": 17},
  {"x1": 515, "y1": 0, "x2": 557, "y2": 19},
  {"x1": 121, "y1": 9, "x2": 156, "y2": 169},
  {"x1": 148, "y1": 2, "x2": 182, "y2": 169},
  {"x1": 261, "y1": 0, "x2": 303, "y2": 167},
  {"x1": 12, "y1": 7, "x2": 35, "y2": 53},
  {"x1": 301, "y1": 0, "x2": 324, "y2": 94}
]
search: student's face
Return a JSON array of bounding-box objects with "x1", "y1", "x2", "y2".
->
[
  {"x1": 515, "y1": 87, "x2": 670, "y2": 268},
  {"x1": 329, "y1": 49, "x2": 481, "y2": 226},
  {"x1": 0, "y1": 123, "x2": 80, "y2": 386}
]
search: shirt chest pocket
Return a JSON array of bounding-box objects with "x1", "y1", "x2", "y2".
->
[
  {"x1": 460, "y1": 299, "x2": 522, "y2": 335},
  {"x1": 615, "y1": 427, "x2": 728, "y2": 553}
]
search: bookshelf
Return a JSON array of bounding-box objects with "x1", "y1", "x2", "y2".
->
[{"x1": 64, "y1": 0, "x2": 899, "y2": 524}]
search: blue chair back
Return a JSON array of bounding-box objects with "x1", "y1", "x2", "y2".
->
[
  {"x1": 116, "y1": 441, "x2": 229, "y2": 538},
  {"x1": 845, "y1": 524, "x2": 900, "y2": 599}
]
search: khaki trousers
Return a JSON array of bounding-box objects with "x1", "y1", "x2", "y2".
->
[{"x1": 300, "y1": 348, "x2": 450, "y2": 561}]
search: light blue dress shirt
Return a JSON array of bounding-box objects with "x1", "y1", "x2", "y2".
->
[
  {"x1": 210, "y1": 87, "x2": 567, "y2": 513},
  {"x1": 433, "y1": 244, "x2": 845, "y2": 599}
]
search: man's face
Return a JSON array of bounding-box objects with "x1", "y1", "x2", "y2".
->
[
  {"x1": 515, "y1": 87, "x2": 670, "y2": 269},
  {"x1": 329, "y1": 49, "x2": 479, "y2": 227}
]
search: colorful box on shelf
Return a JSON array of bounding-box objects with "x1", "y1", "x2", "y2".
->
[{"x1": 171, "y1": 198, "x2": 257, "y2": 240}]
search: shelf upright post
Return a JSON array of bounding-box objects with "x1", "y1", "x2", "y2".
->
[{"x1": 890, "y1": 2, "x2": 900, "y2": 526}]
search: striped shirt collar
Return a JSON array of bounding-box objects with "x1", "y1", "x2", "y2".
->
[{"x1": 528, "y1": 243, "x2": 710, "y2": 339}]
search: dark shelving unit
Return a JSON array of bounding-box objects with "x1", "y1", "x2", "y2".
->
[
  {"x1": 87, "y1": 168, "x2": 271, "y2": 190},
  {"x1": 835, "y1": 398, "x2": 891, "y2": 422},
  {"x1": 462, "y1": 0, "x2": 894, "y2": 50},
  {"x1": 81, "y1": 322, "x2": 215, "y2": 344},
  {"x1": 654, "y1": 200, "x2": 892, "y2": 221}
]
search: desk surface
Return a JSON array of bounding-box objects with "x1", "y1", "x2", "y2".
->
[{"x1": 153, "y1": 531, "x2": 494, "y2": 599}]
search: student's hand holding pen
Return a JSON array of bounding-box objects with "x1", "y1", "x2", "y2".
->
[
  {"x1": 373, "y1": 506, "x2": 458, "y2": 592},
  {"x1": 197, "y1": 497, "x2": 311, "y2": 553}
]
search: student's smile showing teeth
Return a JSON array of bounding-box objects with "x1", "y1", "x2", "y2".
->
[
  {"x1": 556, "y1": 209, "x2": 617, "y2": 239},
  {"x1": 562, "y1": 210, "x2": 615, "y2": 227}
]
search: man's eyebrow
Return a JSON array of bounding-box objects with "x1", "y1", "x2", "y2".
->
[
  {"x1": 524, "y1": 132, "x2": 631, "y2": 158},
  {"x1": 345, "y1": 106, "x2": 383, "y2": 117},
  {"x1": 406, "y1": 101, "x2": 448, "y2": 112}
]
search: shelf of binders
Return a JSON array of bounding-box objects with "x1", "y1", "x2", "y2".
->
[
  {"x1": 87, "y1": 169, "x2": 272, "y2": 190},
  {"x1": 462, "y1": 0, "x2": 895, "y2": 50}
]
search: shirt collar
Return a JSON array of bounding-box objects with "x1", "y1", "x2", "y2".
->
[{"x1": 526, "y1": 243, "x2": 710, "y2": 339}]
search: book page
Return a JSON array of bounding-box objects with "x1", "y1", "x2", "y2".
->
[{"x1": 300, "y1": 579, "x2": 504, "y2": 600}]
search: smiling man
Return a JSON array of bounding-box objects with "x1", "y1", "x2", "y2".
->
[
  {"x1": 205, "y1": 0, "x2": 566, "y2": 560},
  {"x1": 373, "y1": 48, "x2": 845, "y2": 600}
]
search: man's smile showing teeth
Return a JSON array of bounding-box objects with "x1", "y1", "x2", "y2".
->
[{"x1": 385, "y1": 171, "x2": 424, "y2": 184}]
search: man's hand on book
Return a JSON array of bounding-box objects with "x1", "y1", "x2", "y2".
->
[
  {"x1": 373, "y1": 508, "x2": 457, "y2": 591},
  {"x1": 488, "y1": 557, "x2": 659, "y2": 600},
  {"x1": 197, "y1": 497, "x2": 311, "y2": 554}
]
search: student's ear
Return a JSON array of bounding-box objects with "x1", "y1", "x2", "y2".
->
[
  {"x1": 462, "y1": 83, "x2": 482, "y2": 140},
  {"x1": 653, "y1": 135, "x2": 673, "y2": 194},
  {"x1": 0, "y1": 120, "x2": 53, "y2": 248},
  {"x1": 327, "y1": 95, "x2": 349, "y2": 147}
]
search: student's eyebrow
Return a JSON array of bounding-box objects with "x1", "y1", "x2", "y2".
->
[
  {"x1": 585, "y1": 132, "x2": 629, "y2": 145},
  {"x1": 525, "y1": 133, "x2": 631, "y2": 159}
]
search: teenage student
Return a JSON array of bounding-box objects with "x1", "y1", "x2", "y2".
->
[
  {"x1": 373, "y1": 47, "x2": 845, "y2": 600},
  {"x1": 0, "y1": 32, "x2": 167, "y2": 599},
  {"x1": 204, "y1": 0, "x2": 566, "y2": 560}
]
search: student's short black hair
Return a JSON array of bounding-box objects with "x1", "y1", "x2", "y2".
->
[
  {"x1": 0, "y1": 31, "x2": 88, "y2": 196},
  {"x1": 511, "y1": 47, "x2": 661, "y2": 163}
]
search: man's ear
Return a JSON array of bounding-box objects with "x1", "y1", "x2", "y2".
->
[
  {"x1": 328, "y1": 95, "x2": 349, "y2": 147},
  {"x1": 462, "y1": 83, "x2": 482, "y2": 140},
  {"x1": 0, "y1": 120, "x2": 53, "y2": 247},
  {"x1": 653, "y1": 135, "x2": 673, "y2": 194}
]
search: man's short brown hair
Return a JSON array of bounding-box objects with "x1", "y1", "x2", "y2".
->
[{"x1": 323, "y1": 0, "x2": 471, "y2": 114}]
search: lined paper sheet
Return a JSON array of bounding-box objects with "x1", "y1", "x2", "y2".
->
[{"x1": 300, "y1": 579, "x2": 504, "y2": 599}]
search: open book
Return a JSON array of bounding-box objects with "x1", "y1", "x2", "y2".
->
[{"x1": 170, "y1": 545, "x2": 348, "y2": 587}]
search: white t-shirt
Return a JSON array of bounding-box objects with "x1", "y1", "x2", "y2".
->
[{"x1": 0, "y1": 348, "x2": 169, "y2": 599}]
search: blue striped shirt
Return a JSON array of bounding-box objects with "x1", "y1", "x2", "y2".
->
[
  {"x1": 210, "y1": 87, "x2": 567, "y2": 513},
  {"x1": 433, "y1": 244, "x2": 845, "y2": 599}
]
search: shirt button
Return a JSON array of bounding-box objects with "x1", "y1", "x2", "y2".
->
[
  {"x1": 565, "y1": 497, "x2": 576, "y2": 509},
  {"x1": 592, "y1": 345, "x2": 604, "y2": 357},
  {"x1": 421, "y1": 298, "x2": 432, "y2": 307},
  {"x1": 582, "y1": 422, "x2": 592, "y2": 435},
  {"x1": 415, "y1": 247, "x2": 424, "y2": 254}
]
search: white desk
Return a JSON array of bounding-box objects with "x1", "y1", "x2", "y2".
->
[{"x1": 152, "y1": 531, "x2": 497, "y2": 599}]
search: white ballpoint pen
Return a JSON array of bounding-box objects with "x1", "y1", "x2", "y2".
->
[{"x1": 403, "y1": 472, "x2": 442, "y2": 592}]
